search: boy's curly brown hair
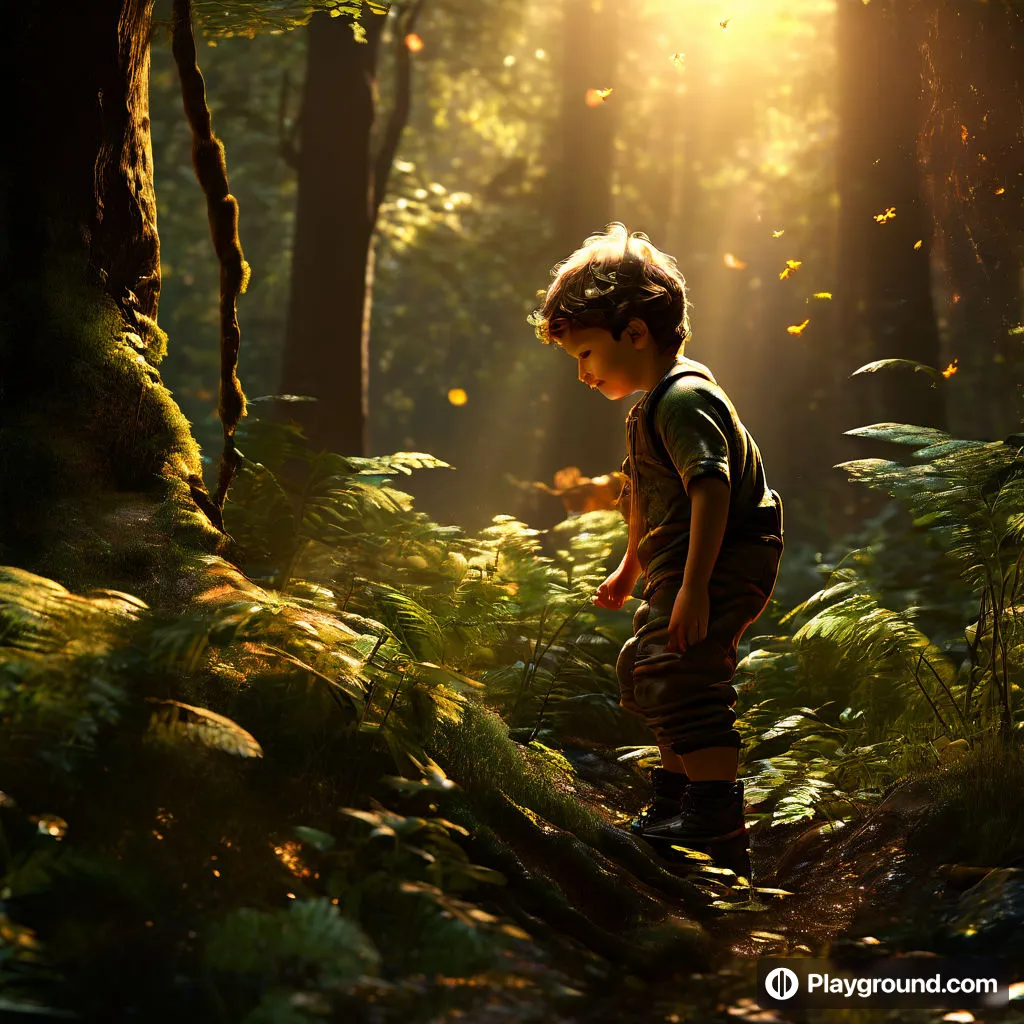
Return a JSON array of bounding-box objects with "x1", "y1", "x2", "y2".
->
[{"x1": 529, "y1": 222, "x2": 690, "y2": 353}]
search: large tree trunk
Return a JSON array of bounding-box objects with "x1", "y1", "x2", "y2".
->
[
  {"x1": 0, "y1": 1, "x2": 223, "y2": 601},
  {"x1": 537, "y1": 0, "x2": 626, "y2": 494},
  {"x1": 277, "y1": 11, "x2": 386, "y2": 458}
]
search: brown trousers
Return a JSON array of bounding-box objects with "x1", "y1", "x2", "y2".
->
[{"x1": 615, "y1": 539, "x2": 782, "y2": 755}]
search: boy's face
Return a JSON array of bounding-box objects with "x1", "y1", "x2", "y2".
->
[{"x1": 556, "y1": 321, "x2": 650, "y2": 400}]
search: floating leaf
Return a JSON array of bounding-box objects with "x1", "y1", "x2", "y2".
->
[
  {"x1": 961, "y1": 124, "x2": 969, "y2": 144},
  {"x1": 812, "y1": 291, "x2": 832, "y2": 300},
  {"x1": 941, "y1": 359, "x2": 959, "y2": 378},
  {"x1": 787, "y1": 319, "x2": 810, "y2": 335},
  {"x1": 873, "y1": 206, "x2": 896, "y2": 224},
  {"x1": 779, "y1": 259, "x2": 802, "y2": 280},
  {"x1": 995, "y1": 186, "x2": 1006, "y2": 196},
  {"x1": 585, "y1": 88, "x2": 613, "y2": 106},
  {"x1": 723, "y1": 253, "x2": 747, "y2": 270},
  {"x1": 850, "y1": 358, "x2": 942, "y2": 380},
  {"x1": 719, "y1": 18, "x2": 731, "y2": 28},
  {"x1": 447, "y1": 388, "x2": 468, "y2": 406},
  {"x1": 670, "y1": 52, "x2": 685, "y2": 67},
  {"x1": 404, "y1": 33, "x2": 423, "y2": 52},
  {"x1": 914, "y1": 239, "x2": 923, "y2": 249},
  {"x1": 771, "y1": 229, "x2": 785, "y2": 239}
]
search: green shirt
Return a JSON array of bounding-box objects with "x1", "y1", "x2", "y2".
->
[{"x1": 623, "y1": 356, "x2": 780, "y2": 592}]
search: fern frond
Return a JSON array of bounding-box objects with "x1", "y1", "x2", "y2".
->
[{"x1": 146, "y1": 698, "x2": 263, "y2": 757}]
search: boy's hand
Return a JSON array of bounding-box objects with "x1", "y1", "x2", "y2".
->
[
  {"x1": 666, "y1": 583, "x2": 710, "y2": 652},
  {"x1": 594, "y1": 566, "x2": 639, "y2": 610}
]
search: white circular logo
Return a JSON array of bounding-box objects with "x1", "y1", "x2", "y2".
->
[{"x1": 765, "y1": 967, "x2": 800, "y2": 1000}]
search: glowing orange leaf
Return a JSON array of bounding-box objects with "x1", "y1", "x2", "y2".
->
[
  {"x1": 772, "y1": 229, "x2": 785, "y2": 239},
  {"x1": 405, "y1": 33, "x2": 424, "y2": 52},
  {"x1": 723, "y1": 253, "x2": 747, "y2": 270},
  {"x1": 813, "y1": 292, "x2": 832, "y2": 300},
  {"x1": 720, "y1": 18, "x2": 731, "y2": 29},
  {"x1": 995, "y1": 186, "x2": 1006, "y2": 195},
  {"x1": 873, "y1": 206, "x2": 896, "y2": 224},
  {"x1": 941, "y1": 359, "x2": 959, "y2": 378},
  {"x1": 952, "y1": 293, "x2": 961, "y2": 304},
  {"x1": 779, "y1": 259, "x2": 802, "y2": 280},
  {"x1": 787, "y1": 319, "x2": 811, "y2": 336},
  {"x1": 585, "y1": 88, "x2": 613, "y2": 106},
  {"x1": 914, "y1": 239, "x2": 923, "y2": 250},
  {"x1": 448, "y1": 388, "x2": 468, "y2": 406},
  {"x1": 960, "y1": 124, "x2": 969, "y2": 144}
]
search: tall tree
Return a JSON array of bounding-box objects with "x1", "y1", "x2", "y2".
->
[
  {"x1": 0, "y1": 0, "x2": 227, "y2": 593},
  {"x1": 537, "y1": 0, "x2": 626, "y2": 492},
  {"x1": 835, "y1": 0, "x2": 944, "y2": 437},
  {"x1": 831, "y1": 0, "x2": 946, "y2": 532},
  {"x1": 918, "y1": 0, "x2": 1024, "y2": 439},
  {"x1": 278, "y1": 2, "x2": 421, "y2": 458}
]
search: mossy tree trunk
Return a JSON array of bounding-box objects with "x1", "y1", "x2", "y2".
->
[{"x1": 0, "y1": 0, "x2": 224, "y2": 602}]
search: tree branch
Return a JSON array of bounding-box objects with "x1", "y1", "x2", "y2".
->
[{"x1": 372, "y1": 0, "x2": 425, "y2": 224}]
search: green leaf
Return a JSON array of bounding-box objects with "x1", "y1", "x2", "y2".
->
[{"x1": 146, "y1": 699, "x2": 263, "y2": 758}]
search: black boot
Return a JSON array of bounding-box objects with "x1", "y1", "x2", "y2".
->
[
  {"x1": 641, "y1": 779, "x2": 751, "y2": 878},
  {"x1": 628, "y1": 766, "x2": 689, "y2": 835}
]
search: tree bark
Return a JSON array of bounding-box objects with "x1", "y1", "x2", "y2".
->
[
  {"x1": 0, "y1": 0, "x2": 224, "y2": 601},
  {"x1": 278, "y1": 11, "x2": 386, "y2": 458}
]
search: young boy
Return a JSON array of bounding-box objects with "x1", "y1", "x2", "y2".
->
[{"x1": 529, "y1": 223, "x2": 784, "y2": 877}]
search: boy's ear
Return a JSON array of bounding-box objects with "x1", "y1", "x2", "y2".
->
[{"x1": 627, "y1": 318, "x2": 649, "y2": 345}]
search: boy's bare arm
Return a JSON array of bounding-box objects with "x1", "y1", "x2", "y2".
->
[{"x1": 681, "y1": 476, "x2": 730, "y2": 592}]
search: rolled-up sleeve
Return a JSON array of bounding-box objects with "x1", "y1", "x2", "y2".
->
[{"x1": 654, "y1": 383, "x2": 731, "y2": 494}]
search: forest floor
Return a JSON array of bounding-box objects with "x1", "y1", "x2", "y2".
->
[{"x1": 524, "y1": 744, "x2": 1024, "y2": 1024}]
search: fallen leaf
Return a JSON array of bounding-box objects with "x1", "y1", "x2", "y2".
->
[
  {"x1": 961, "y1": 124, "x2": 969, "y2": 144},
  {"x1": 787, "y1": 319, "x2": 811, "y2": 335},
  {"x1": 448, "y1": 388, "x2": 468, "y2": 406},
  {"x1": 941, "y1": 359, "x2": 958, "y2": 378},
  {"x1": 995, "y1": 186, "x2": 1006, "y2": 195},
  {"x1": 720, "y1": 18, "x2": 731, "y2": 29},
  {"x1": 914, "y1": 239, "x2": 923, "y2": 250},
  {"x1": 873, "y1": 206, "x2": 897, "y2": 224},
  {"x1": 585, "y1": 87, "x2": 613, "y2": 106},
  {"x1": 813, "y1": 291, "x2": 832, "y2": 300},
  {"x1": 404, "y1": 33, "x2": 423, "y2": 52},
  {"x1": 723, "y1": 253, "x2": 747, "y2": 270},
  {"x1": 771, "y1": 229, "x2": 785, "y2": 239},
  {"x1": 670, "y1": 52, "x2": 685, "y2": 68},
  {"x1": 779, "y1": 259, "x2": 802, "y2": 280}
]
